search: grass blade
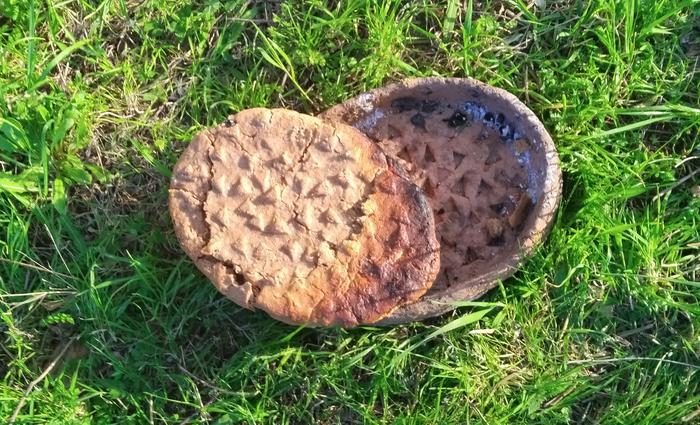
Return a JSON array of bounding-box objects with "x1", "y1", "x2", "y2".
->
[
  {"x1": 255, "y1": 25, "x2": 311, "y2": 103},
  {"x1": 443, "y1": 0, "x2": 459, "y2": 40},
  {"x1": 29, "y1": 38, "x2": 92, "y2": 92},
  {"x1": 391, "y1": 307, "x2": 496, "y2": 369},
  {"x1": 579, "y1": 115, "x2": 674, "y2": 141}
]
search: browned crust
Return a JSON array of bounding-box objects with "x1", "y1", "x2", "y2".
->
[
  {"x1": 308, "y1": 166, "x2": 440, "y2": 326},
  {"x1": 168, "y1": 108, "x2": 440, "y2": 327}
]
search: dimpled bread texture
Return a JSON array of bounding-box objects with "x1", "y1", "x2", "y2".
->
[
  {"x1": 323, "y1": 98, "x2": 536, "y2": 293},
  {"x1": 168, "y1": 108, "x2": 440, "y2": 327}
]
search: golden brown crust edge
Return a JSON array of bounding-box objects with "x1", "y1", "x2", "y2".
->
[{"x1": 302, "y1": 165, "x2": 440, "y2": 326}]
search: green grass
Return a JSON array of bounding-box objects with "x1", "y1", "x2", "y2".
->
[{"x1": 1, "y1": 0, "x2": 699, "y2": 423}]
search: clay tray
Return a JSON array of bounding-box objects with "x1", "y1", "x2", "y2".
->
[{"x1": 321, "y1": 77, "x2": 562, "y2": 324}]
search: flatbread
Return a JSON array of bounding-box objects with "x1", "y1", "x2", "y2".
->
[{"x1": 169, "y1": 108, "x2": 440, "y2": 327}]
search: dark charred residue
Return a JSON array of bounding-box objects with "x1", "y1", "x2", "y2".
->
[
  {"x1": 464, "y1": 247, "x2": 479, "y2": 264},
  {"x1": 490, "y1": 203, "x2": 508, "y2": 216},
  {"x1": 410, "y1": 113, "x2": 426, "y2": 129},
  {"x1": 487, "y1": 235, "x2": 506, "y2": 246},
  {"x1": 379, "y1": 268, "x2": 415, "y2": 300},
  {"x1": 360, "y1": 259, "x2": 383, "y2": 280},
  {"x1": 407, "y1": 182, "x2": 434, "y2": 229},
  {"x1": 421, "y1": 100, "x2": 440, "y2": 113},
  {"x1": 391, "y1": 97, "x2": 440, "y2": 116},
  {"x1": 233, "y1": 271, "x2": 247, "y2": 285},
  {"x1": 462, "y1": 100, "x2": 526, "y2": 144},
  {"x1": 391, "y1": 97, "x2": 421, "y2": 112},
  {"x1": 384, "y1": 279, "x2": 401, "y2": 299},
  {"x1": 443, "y1": 111, "x2": 469, "y2": 128},
  {"x1": 499, "y1": 124, "x2": 512, "y2": 140}
]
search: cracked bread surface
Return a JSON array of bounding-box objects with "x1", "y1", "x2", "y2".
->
[{"x1": 169, "y1": 108, "x2": 440, "y2": 327}]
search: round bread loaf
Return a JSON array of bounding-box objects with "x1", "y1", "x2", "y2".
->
[{"x1": 169, "y1": 108, "x2": 440, "y2": 327}]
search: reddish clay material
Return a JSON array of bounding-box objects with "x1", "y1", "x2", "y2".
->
[{"x1": 321, "y1": 77, "x2": 562, "y2": 324}]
